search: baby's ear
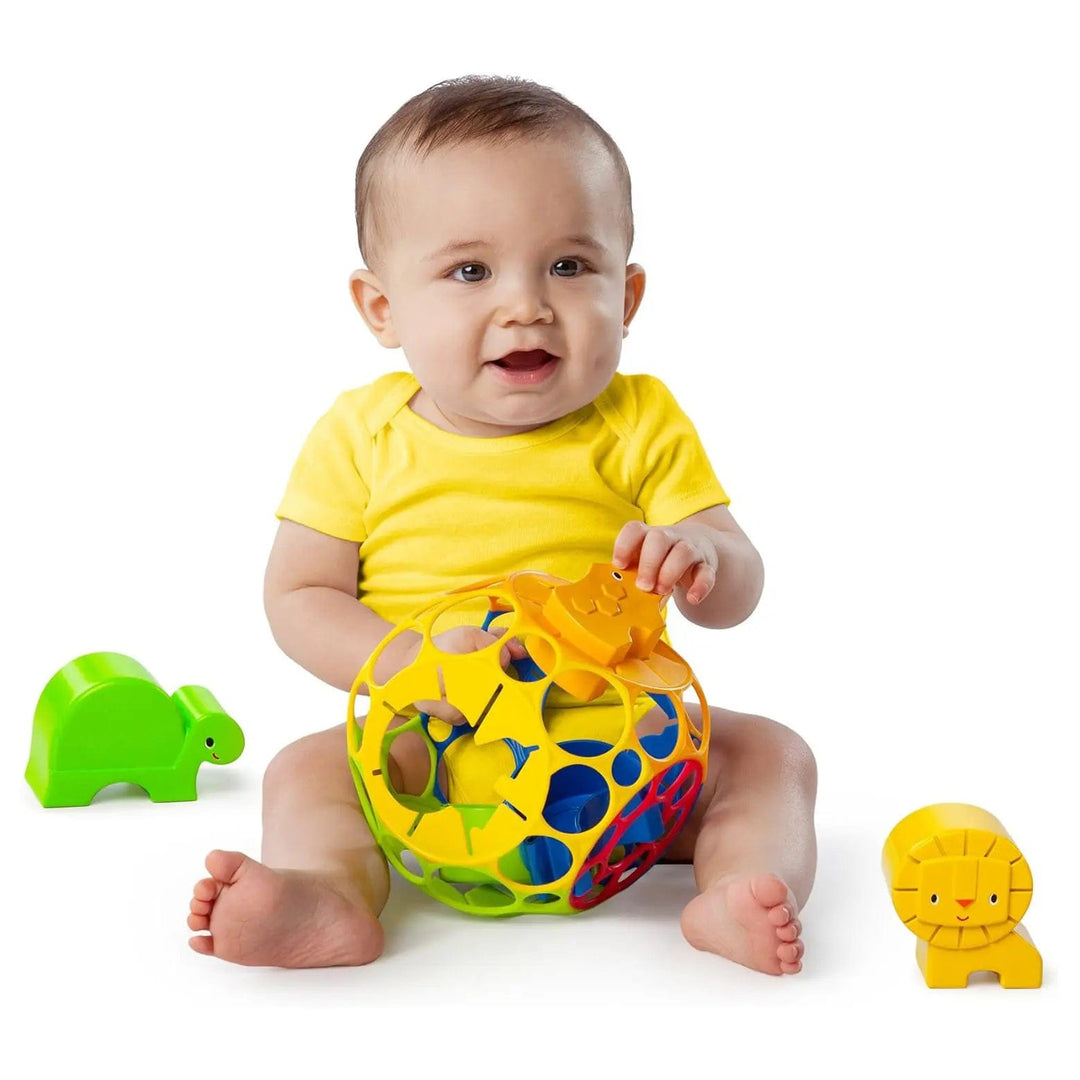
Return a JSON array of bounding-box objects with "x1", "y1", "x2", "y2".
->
[
  {"x1": 349, "y1": 269, "x2": 400, "y2": 348},
  {"x1": 623, "y1": 262, "x2": 646, "y2": 337}
]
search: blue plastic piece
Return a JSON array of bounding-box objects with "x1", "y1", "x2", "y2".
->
[
  {"x1": 521, "y1": 834, "x2": 574, "y2": 884},
  {"x1": 419, "y1": 611, "x2": 685, "y2": 888}
]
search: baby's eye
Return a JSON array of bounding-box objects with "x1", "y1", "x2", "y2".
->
[
  {"x1": 451, "y1": 263, "x2": 490, "y2": 283},
  {"x1": 552, "y1": 258, "x2": 587, "y2": 277}
]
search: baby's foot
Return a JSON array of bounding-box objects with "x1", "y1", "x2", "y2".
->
[
  {"x1": 680, "y1": 872, "x2": 804, "y2": 975},
  {"x1": 187, "y1": 850, "x2": 384, "y2": 968}
]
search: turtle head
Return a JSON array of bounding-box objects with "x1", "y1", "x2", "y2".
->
[{"x1": 193, "y1": 712, "x2": 245, "y2": 765}]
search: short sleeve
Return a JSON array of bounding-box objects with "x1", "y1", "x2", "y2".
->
[
  {"x1": 629, "y1": 377, "x2": 730, "y2": 525},
  {"x1": 275, "y1": 392, "x2": 372, "y2": 542}
]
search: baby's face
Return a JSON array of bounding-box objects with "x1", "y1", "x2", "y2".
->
[{"x1": 353, "y1": 131, "x2": 644, "y2": 436}]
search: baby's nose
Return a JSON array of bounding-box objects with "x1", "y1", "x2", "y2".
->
[{"x1": 495, "y1": 282, "x2": 553, "y2": 325}]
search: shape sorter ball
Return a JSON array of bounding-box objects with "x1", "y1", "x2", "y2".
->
[{"x1": 347, "y1": 561, "x2": 710, "y2": 916}]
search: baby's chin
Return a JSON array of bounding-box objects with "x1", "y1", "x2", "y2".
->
[
  {"x1": 474, "y1": 410, "x2": 564, "y2": 436},
  {"x1": 425, "y1": 362, "x2": 619, "y2": 436},
  {"x1": 474, "y1": 397, "x2": 587, "y2": 435}
]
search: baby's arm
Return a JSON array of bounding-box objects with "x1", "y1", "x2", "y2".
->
[
  {"x1": 264, "y1": 520, "x2": 417, "y2": 693},
  {"x1": 613, "y1": 504, "x2": 764, "y2": 630}
]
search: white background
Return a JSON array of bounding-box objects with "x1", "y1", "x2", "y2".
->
[{"x1": 2, "y1": 0, "x2": 1076, "y2": 1072}]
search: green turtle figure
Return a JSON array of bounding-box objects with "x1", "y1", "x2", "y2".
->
[{"x1": 26, "y1": 652, "x2": 245, "y2": 807}]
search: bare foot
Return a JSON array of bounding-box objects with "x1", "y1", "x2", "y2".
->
[
  {"x1": 680, "y1": 872, "x2": 804, "y2": 975},
  {"x1": 187, "y1": 850, "x2": 384, "y2": 968}
]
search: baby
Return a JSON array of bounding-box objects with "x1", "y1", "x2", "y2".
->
[{"x1": 187, "y1": 75, "x2": 817, "y2": 975}]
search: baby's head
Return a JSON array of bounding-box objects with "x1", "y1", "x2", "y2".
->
[{"x1": 349, "y1": 75, "x2": 646, "y2": 438}]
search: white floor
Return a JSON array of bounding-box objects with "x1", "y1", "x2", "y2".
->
[{"x1": 8, "y1": 724, "x2": 1071, "y2": 1072}]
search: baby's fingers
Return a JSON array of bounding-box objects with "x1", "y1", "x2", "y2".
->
[
  {"x1": 653, "y1": 540, "x2": 704, "y2": 596},
  {"x1": 612, "y1": 520, "x2": 649, "y2": 570},
  {"x1": 416, "y1": 698, "x2": 468, "y2": 726},
  {"x1": 633, "y1": 528, "x2": 677, "y2": 592},
  {"x1": 490, "y1": 626, "x2": 528, "y2": 666},
  {"x1": 684, "y1": 561, "x2": 717, "y2": 604}
]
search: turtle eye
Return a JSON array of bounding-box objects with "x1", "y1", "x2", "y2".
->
[
  {"x1": 929, "y1": 893, "x2": 939, "y2": 904},
  {"x1": 205, "y1": 737, "x2": 215, "y2": 748},
  {"x1": 989, "y1": 893, "x2": 998, "y2": 905},
  {"x1": 611, "y1": 571, "x2": 623, "y2": 580}
]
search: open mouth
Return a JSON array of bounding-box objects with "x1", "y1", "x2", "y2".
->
[{"x1": 491, "y1": 349, "x2": 558, "y2": 371}]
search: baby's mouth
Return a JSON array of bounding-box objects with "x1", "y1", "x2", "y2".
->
[{"x1": 490, "y1": 350, "x2": 558, "y2": 370}]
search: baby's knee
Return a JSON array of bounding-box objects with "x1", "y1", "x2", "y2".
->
[
  {"x1": 760, "y1": 716, "x2": 817, "y2": 790},
  {"x1": 263, "y1": 724, "x2": 348, "y2": 799},
  {"x1": 724, "y1": 713, "x2": 817, "y2": 785},
  {"x1": 779, "y1": 720, "x2": 816, "y2": 787}
]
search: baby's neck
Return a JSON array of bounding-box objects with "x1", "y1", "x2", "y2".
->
[{"x1": 408, "y1": 386, "x2": 561, "y2": 438}]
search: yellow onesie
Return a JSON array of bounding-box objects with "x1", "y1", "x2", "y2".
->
[{"x1": 277, "y1": 370, "x2": 728, "y2": 799}]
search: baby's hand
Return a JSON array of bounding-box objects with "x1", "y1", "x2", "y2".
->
[
  {"x1": 414, "y1": 625, "x2": 527, "y2": 726},
  {"x1": 612, "y1": 521, "x2": 718, "y2": 605}
]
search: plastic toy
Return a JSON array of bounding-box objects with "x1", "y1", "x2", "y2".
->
[
  {"x1": 26, "y1": 652, "x2": 245, "y2": 807},
  {"x1": 348, "y1": 561, "x2": 709, "y2": 916},
  {"x1": 882, "y1": 803, "x2": 1042, "y2": 988}
]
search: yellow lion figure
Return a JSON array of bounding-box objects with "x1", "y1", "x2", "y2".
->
[{"x1": 882, "y1": 803, "x2": 1042, "y2": 988}]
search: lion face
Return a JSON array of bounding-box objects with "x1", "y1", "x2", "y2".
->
[
  {"x1": 890, "y1": 827, "x2": 1033, "y2": 949},
  {"x1": 916, "y1": 855, "x2": 1012, "y2": 929}
]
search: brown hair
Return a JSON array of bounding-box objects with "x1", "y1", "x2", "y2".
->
[{"x1": 355, "y1": 75, "x2": 634, "y2": 271}]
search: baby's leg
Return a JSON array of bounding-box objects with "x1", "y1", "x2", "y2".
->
[
  {"x1": 188, "y1": 722, "x2": 389, "y2": 967},
  {"x1": 664, "y1": 707, "x2": 817, "y2": 975}
]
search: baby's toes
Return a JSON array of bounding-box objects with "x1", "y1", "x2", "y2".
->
[
  {"x1": 190, "y1": 891, "x2": 213, "y2": 916},
  {"x1": 188, "y1": 911, "x2": 210, "y2": 932},
  {"x1": 767, "y1": 903, "x2": 793, "y2": 928},
  {"x1": 205, "y1": 848, "x2": 246, "y2": 883},
  {"x1": 188, "y1": 933, "x2": 215, "y2": 956},
  {"x1": 750, "y1": 873, "x2": 791, "y2": 912},
  {"x1": 193, "y1": 876, "x2": 220, "y2": 903},
  {"x1": 780, "y1": 958, "x2": 803, "y2": 975},
  {"x1": 778, "y1": 940, "x2": 803, "y2": 967},
  {"x1": 777, "y1": 918, "x2": 801, "y2": 942}
]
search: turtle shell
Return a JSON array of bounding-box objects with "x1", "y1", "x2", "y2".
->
[{"x1": 39, "y1": 653, "x2": 187, "y2": 770}]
